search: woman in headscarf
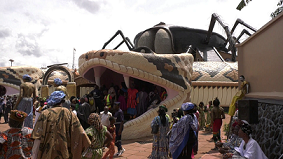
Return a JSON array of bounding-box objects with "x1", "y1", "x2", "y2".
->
[
  {"x1": 53, "y1": 78, "x2": 71, "y2": 109},
  {"x1": 0, "y1": 110, "x2": 33, "y2": 159},
  {"x1": 149, "y1": 105, "x2": 170, "y2": 159},
  {"x1": 228, "y1": 75, "x2": 249, "y2": 116},
  {"x1": 14, "y1": 74, "x2": 36, "y2": 129},
  {"x1": 217, "y1": 124, "x2": 242, "y2": 154},
  {"x1": 83, "y1": 113, "x2": 113, "y2": 159},
  {"x1": 169, "y1": 102, "x2": 198, "y2": 159},
  {"x1": 32, "y1": 91, "x2": 91, "y2": 159},
  {"x1": 223, "y1": 120, "x2": 268, "y2": 159}
]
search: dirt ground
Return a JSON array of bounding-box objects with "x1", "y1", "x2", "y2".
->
[{"x1": 0, "y1": 114, "x2": 231, "y2": 159}]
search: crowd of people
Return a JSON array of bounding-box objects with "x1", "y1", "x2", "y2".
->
[
  {"x1": 148, "y1": 99, "x2": 220, "y2": 159},
  {"x1": 148, "y1": 96, "x2": 268, "y2": 159},
  {"x1": 0, "y1": 75, "x2": 130, "y2": 158},
  {"x1": 0, "y1": 74, "x2": 269, "y2": 159},
  {"x1": 0, "y1": 95, "x2": 18, "y2": 124},
  {"x1": 0, "y1": 75, "x2": 169, "y2": 159},
  {"x1": 87, "y1": 82, "x2": 167, "y2": 120}
]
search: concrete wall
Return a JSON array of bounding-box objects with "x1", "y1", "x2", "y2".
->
[
  {"x1": 237, "y1": 14, "x2": 283, "y2": 159},
  {"x1": 237, "y1": 13, "x2": 283, "y2": 99}
]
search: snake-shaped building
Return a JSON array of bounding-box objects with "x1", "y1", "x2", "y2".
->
[{"x1": 0, "y1": 23, "x2": 240, "y2": 139}]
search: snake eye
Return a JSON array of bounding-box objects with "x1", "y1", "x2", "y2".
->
[{"x1": 100, "y1": 52, "x2": 104, "y2": 57}]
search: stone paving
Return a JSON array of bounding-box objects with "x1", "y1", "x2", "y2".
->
[{"x1": 0, "y1": 115, "x2": 231, "y2": 159}]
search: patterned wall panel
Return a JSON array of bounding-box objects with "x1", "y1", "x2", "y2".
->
[{"x1": 191, "y1": 86, "x2": 238, "y2": 106}]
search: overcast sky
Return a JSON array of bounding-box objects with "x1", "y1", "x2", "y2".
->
[{"x1": 0, "y1": 0, "x2": 280, "y2": 69}]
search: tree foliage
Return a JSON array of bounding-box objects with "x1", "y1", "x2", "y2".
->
[
  {"x1": 271, "y1": 0, "x2": 283, "y2": 18},
  {"x1": 236, "y1": 0, "x2": 252, "y2": 11},
  {"x1": 237, "y1": 0, "x2": 283, "y2": 18}
]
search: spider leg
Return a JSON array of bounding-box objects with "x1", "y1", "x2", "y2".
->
[
  {"x1": 205, "y1": 13, "x2": 236, "y2": 62},
  {"x1": 230, "y1": 18, "x2": 257, "y2": 35},
  {"x1": 102, "y1": 30, "x2": 134, "y2": 50},
  {"x1": 235, "y1": 29, "x2": 252, "y2": 44}
]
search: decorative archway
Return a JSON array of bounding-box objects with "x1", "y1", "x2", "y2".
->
[{"x1": 42, "y1": 65, "x2": 74, "y2": 85}]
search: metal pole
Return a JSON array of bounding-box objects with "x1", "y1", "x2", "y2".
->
[
  {"x1": 72, "y1": 48, "x2": 76, "y2": 69},
  {"x1": 9, "y1": 59, "x2": 14, "y2": 66}
]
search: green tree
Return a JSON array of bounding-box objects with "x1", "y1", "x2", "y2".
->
[
  {"x1": 236, "y1": 0, "x2": 283, "y2": 18},
  {"x1": 236, "y1": 0, "x2": 252, "y2": 11},
  {"x1": 271, "y1": 0, "x2": 283, "y2": 18}
]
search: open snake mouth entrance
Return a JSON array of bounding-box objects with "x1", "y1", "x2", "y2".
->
[{"x1": 83, "y1": 66, "x2": 179, "y2": 108}]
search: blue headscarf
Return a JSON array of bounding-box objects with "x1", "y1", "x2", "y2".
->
[
  {"x1": 47, "y1": 91, "x2": 65, "y2": 106},
  {"x1": 54, "y1": 78, "x2": 62, "y2": 86},
  {"x1": 22, "y1": 74, "x2": 32, "y2": 82},
  {"x1": 181, "y1": 102, "x2": 194, "y2": 111}
]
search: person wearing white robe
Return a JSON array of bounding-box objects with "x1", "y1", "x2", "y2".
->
[
  {"x1": 233, "y1": 137, "x2": 268, "y2": 159},
  {"x1": 223, "y1": 120, "x2": 268, "y2": 159}
]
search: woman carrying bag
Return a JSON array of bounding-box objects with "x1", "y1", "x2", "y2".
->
[{"x1": 149, "y1": 105, "x2": 170, "y2": 159}]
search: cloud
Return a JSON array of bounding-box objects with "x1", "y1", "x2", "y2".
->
[
  {"x1": 36, "y1": 28, "x2": 49, "y2": 38},
  {"x1": 0, "y1": 0, "x2": 279, "y2": 69},
  {"x1": 0, "y1": 57, "x2": 9, "y2": 67},
  {"x1": 15, "y1": 33, "x2": 41, "y2": 57},
  {"x1": 72, "y1": 0, "x2": 103, "y2": 14},
  {"x1": 24, "y1": 11, "x2": 52, "y2": 27},
  {"x1": 0, "y1": 28, "x2": 12, "y2": 39}
]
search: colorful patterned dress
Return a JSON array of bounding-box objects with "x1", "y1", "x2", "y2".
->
[
  {"x1": 223, "y1": 134, "x2": 242, "y2": 152},
  {"x1": 83, "y1": 125, "x2": 107, "y2": 159},
  {"x1": 150, "y1": 115, "x2": 170, "y2": 159},
  {"x1": 0, "y1": 127, "x2": 33, "y2": 159},
  {"x1": 198, "y1": 106, "x2": 206, "y2": 130},
  {"x1": 102, "y1": 125, "x2": 116, "y2": 159},
  {"x1": 228, "y1": 81, "x2": 248, "y2": 116}
]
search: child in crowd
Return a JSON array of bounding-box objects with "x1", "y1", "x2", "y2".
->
[
  {"x1": 205, "y1": 101, "x2": 213, "y2": 132},
  {"x1": 198, "y1": 102, "x2": 206, "y2": 130},
  {"x1": 102, "y1": 116, "x2": 116, "y2": 159}
]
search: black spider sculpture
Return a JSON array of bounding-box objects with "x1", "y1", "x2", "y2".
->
[{"x1": 102, "y1": 13, "x2": 257, "y2": 62}]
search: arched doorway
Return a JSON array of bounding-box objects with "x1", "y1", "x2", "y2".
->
[
  {"x1": 0, "y1": 85, "x2": 7, "y2": 96},
  {"x1": 42, "y1": 65, "x2": 74, "y2": 85}
]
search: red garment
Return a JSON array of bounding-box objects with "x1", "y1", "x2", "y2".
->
[
  {"x1": 127, "y1": 88, "x2": 138, "y2": 108},
  {"x1": 232, "y1": 121, "x2": 239, "y2": 128},
  {"x1": 118, "y1": 95, "x2": 127, "y2": 111},
  {"x1": 0, "y1": 127, "x2": 34, "y2": 159},
  {"x1": 195, "y1": 111, "x2": 200, "y2": 119},
  {"x1": 195, "y1": 111, "x2": 200, "y2": 131},
  {"x1": 102, "y1": 125, "x2": 116, "y2": 159},
  {"x1": 212, "y1": 118, "x2": 222, "y2": 132}
]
